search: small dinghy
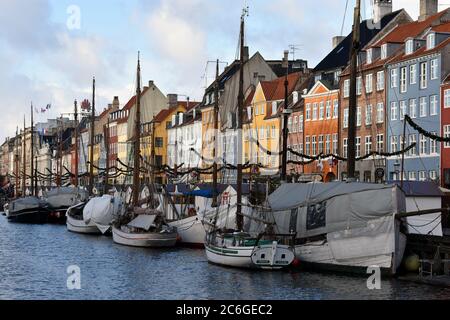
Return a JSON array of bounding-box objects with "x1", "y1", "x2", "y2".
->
[
  {"x1": 66, "y1": 202, "x2": 100, "y2": 234},
  {"x1": 7, "y1": 197, "x2": 49, "y2": 224}
]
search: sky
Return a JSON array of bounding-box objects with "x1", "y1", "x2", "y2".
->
[{"x1": 0, "y1": 0, "x2": 449, "y2": 142}]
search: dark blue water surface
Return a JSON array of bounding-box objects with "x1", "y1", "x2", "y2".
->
[{"x1": 1, "y1": 216, "x2": 449, "y2": 300}]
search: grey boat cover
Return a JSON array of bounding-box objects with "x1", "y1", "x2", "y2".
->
[
  {"x1": 258, "y1": 182, "x2": 406, "y2": 239},
  {"x1": 10, "y1": 196, "x2": 47, "y2": 213},
  {"x1": 46, "y1": 187, "x2": 89, "y2": 209},
  {"x1": 127, "y1": 215, "x2": 157, "y2": 231}
]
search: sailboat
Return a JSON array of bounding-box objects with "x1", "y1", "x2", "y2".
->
[
  {"x1": 112, "y1": 53, "x2": 178, "y2": 248},
  {"x1": 204, "y1": 9, "x2": 295, "y2": 269}
]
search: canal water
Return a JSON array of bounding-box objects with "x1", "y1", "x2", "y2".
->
[{"x1": 0, "y1": 216, "x2": 449, "y2": 300}]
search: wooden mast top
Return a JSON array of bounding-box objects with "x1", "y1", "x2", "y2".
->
[
  {"x1": 132, "y1": 52, "x2": 142, "y2": 207},
  {"x1": 89, "y1": 77, "x2": 95, "y2": 195}
]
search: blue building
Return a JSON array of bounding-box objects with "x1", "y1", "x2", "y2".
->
[{"x1": 386, "y1": 12, "x2": 450, "y2": 183}]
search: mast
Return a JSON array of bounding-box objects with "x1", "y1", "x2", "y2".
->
[
  {"x1": 150, "y1": 121, "x2": 155, "y2": 185},
  {"x1": 74, "y1": 99, "x2": 79, "y2": 187},
  {"x1": 212, "y1": 59, "x2": 219, "y2": 207},
  {"x1": 89, "y1": 77, "x2": 96, "y2": 195},
  {"x1": 281, "y1": 50, "x2": 290, "y2": 182},
  {"x1": 58, "y1": 116, "x2": 64, "y2": 187},
  {"x1": 30, "y1": 103, "x2": 35, "y2": 196},
  {"x1": 15, "y1": 127, "x2": 19, "y2": 198},
  {"x1": 347, "y1": 0, "x2": 361, "y2": 180},
  {"x1": 236, "y1": 8, "x2": 247, "y2": 231},
  {"x1": 22, "y1": 115, "x2": 26, "y2": 196},
  {"x1": 104, "y1": 117, "x2": 110, "y2": 194},
  {"x1": 132, "y1": 52, "x2": 142, "y2": 207}
]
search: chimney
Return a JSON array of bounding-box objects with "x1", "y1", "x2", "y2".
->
[
  {"x1": 107, "y1": 104, "x2": 112, "y2": 110},
  {"x1": 167, "y1": 94, "x2": 178, "y2": 108},
  {"x1": 243, "y1": 46, "x2": 249, "y2": 62},
  {"x1": 148, "y1": 80, "x2": 154, "y2": 87},
  {"x1": 373, "y1": 0, "x2": 392, "y2": 24},
  {"x1": 419, "y1": 0, "x2": 438, "y2": 22},
  {"x1": 112, "y1": 96, "x2": 119, "y2": 110},
  {"x1": 332, "y1": 36, "x2": 346, "y2": 49}
]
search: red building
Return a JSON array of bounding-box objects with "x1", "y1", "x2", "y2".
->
[{"x1": 441, "y1": 75, "x2": 450, "y2": 188}]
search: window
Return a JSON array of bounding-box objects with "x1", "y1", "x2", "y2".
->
[
  {"x1": 391, "y1": 136, "x2": 398, "y2": 153},
  {"x1": 431, "y1": 59, "x2": 438, "y2": 80},
  {"x1": 410, "y1": 64, "x2": 417, "y2": 84},
  {"x1": 400, "y1": 67, "x2": 407, "y2": 93},
  {"x1": 333, "y1": 100, "x2": 339, "y2": 118},
  {"x1": 391, "y1": 69, "x2": 398, "y2": 88},
  {"x1": 366, "y1": 74, "x2": 373, "y2": 93},
  {"x1": 381, "y1": 44, "x2": 387, "y2": 59},
  {"x1": 400, "y1": 100, "x2": 407, "y2": 119},
  {"x1": 293, "y1": 91, "x2": 299, "y2": 104},
  {"x1": 357, "y1": 77, "x2": 362, "y2": 95},
  {"x1": 420, "y1": 134, "x2": 427, "y2": 155},
  {"x1": 343, "y1": 108, "x2": 349, "y2": 128},
  {"x1": 271, "y1": 101, "x2": 277, "y2": 115},
  {"x1": 430, "y1": 95, "x2": 438, "y2": 115},
  {"x1": 420, "y1": 62, "x2": 427, "y2": 89},
  {"x1": 365, "y1": 136, "x2": 372, "y2": 155},
  {"x1": 312, "y1": 136, "x2": 317, "y2": 155},
  {"x1": 366, "y1": 49, "x2": 372, "y2": 64},
  {"x1": 325, "y1": 135, "x2": 331, "y2": 154},
  {"x1": 409, "y1": 171, "x2": 417, "y2": 181},
  {"x1": 254, "y1": 104, "x2": 259, "y2": 116},
  {"x1": 409, "y1": 99, "x2": 417, "y2": 118},
  {"x1": 333, "y1": 134, "x2": 338, "y2": 155},
  {"x1": 419, "y1": 97, "x2": 427, "y2": 117},
  {"x1": 445, "y1": 90, "x2": 450, "y2": 108},
  {"x1": 155, "y1": 137, "x2": 164, "y2": 148},
  {"x1": 366, "y1": 104, "x2": 373, "y2": 125},
  {"x1": 343, "y1": 138, "x2": 348, "y2": 158},
  {"x1": 390, "y1": 102, "x2": 398, "y2": 121},
  {"x1": 306, "y1": 104, "x2": 311, "y2": 120},
  {"x1": 444, "y1": 125, "x2": 450, "y2": 148},
  {"x1": 326, "y1": 101, "x2": 332, "y2": 119},
  {"x1": 312, "y1": 103, "x2": 318, "y2": 120},
  {"x1": 430, "y1": 170, "x2": 437, "y2": 181},
  {"x1": 292, "y1": 116, "x2": 298, "y2": 133},
  {"x1": 259, "y1": 127, "x2": 265, "y2": 140},
  {"x1": 405, "y1": 39, "x2": 414, "y2": 55},
  {"x1": 271, "y1": 125, "x2": 276, "y2": 138},
  {"x1": 319, "y1": 102, "x2": 325, "y2": 120},
  {"x1": 344, "y1": 79, "x2": 350, "y2": 98},
  {"x1": 409, "y1": 134, "x2": 417, "y2": 156},
  {"x1": 377, "y1": 134, "x2": 384, "y2": 152},
  {"x1": 299, "y1": 115, "x2": 303, "y2": 132},
  {"x1": 357, "y1": 107, "x2": 362, "y2": 126},
  {"x1": 376, "y1": 103, "x2": 384, "y2": 123},
  {"x1": 427, "y1": 33, "x2": 435, "y2": 50},
  {"x1": 305, "y1": 136, "x2": 311, "y2": 155},
  {"x1": 318, "y1": 135, "x2": 324, "y2": 154},
  {"x1": 419, "y1": 171, "x2": 427, "y2": 182},
  {"x1": 429, "y1": 132, "x2": 437, "y2": 154},
  {"x1": 356, "y1": 137, "x2": 361, "y2": 157},
  {"x1": 377, "y1": 71, "x2": 384, "y2": 91}
]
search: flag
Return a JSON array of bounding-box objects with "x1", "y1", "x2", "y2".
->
[
  {"x1": 46, "y1": 104, "x2": 51, "y2": 110},
  {"x1": 41, "y1": 108, "x2": 46, "y2": 113}
]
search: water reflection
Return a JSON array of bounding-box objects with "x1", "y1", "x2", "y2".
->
[{"x1": 0, "y1": 217, "x2": 449, "y2": 300}]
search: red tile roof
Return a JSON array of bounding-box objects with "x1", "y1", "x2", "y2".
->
[
  {"x1": 388, "y1": 36, "x2": 450, "y2": 65},
  {"x1": 432, "y1": 21, "x2": 450, "y2": 33},
  {"x1": 260, "y1": 72, "x2": 301, "y2": 101},
  {"x1": 372, "y1": 10, "x2": 448, "y2": 47},
  {"x1": 154, "y1": 108, "x2": 176, "y2": 122}
]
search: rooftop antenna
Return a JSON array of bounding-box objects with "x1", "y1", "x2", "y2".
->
[{"x1": 289, "y1": 44, "x2": 302, "y2": 61}]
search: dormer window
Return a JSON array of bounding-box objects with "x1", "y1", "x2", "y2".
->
[
  {"x1": 292, "y1": 91, "x2": 299, "y2": 105},
  {"x1": 427, "y1": 33, "x2": 435, "y2": 50},
  {"x1": 381, "y1": 44, "x2": 387, "y2": 60},
  {"x1": 405, "y1": 39, "x2": 414, "y2": 55},
  {"x1": 272, "y1": 101, "x2": 277, "y2": 115},
  {"x1": 366, "y1": 49, "x2": 373, "y2": 64}
]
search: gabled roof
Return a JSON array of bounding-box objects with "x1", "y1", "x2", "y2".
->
[
  {"x1": 260, "y1": 72, "x2": 301, "y2": 102},
  {"x1": 388, "y1": 37, "x2": 450, "y2": 65},
  {"x1": 305, "y1": 79, "x2": 336, "y2": 96},
  {"x1": 372, "y1": 10, "x2": 448, "y2": 47},
  {"x1": 314, "y1": 10, "x2": 403, "y2": 73}
]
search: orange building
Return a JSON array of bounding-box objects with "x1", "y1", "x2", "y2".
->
[{"x1": 302, "y1": 80, "x2": 339, "y2": 182}]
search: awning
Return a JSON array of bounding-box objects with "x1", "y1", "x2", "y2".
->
[
  {"x1": 183, "y1": 189, "x2": 216, "y2": 198},
  {"x1": 127, "y1": 215, "x2": 157, "y2": 231}
]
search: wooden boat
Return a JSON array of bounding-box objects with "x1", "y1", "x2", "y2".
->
[
  {"x1": 66, "y1": 202, "x2": 101, "y2": 234},
  {"x1": 7, "y1": 196, "x2": 49, "y2": 224}
]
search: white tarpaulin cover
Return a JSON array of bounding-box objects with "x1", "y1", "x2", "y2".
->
[
  {"x1": 127, "y1": 215, "x2": 157, "y2": 231},
  {"x1": 83, "y1": 195, "x2": 123, "y2": 233}
]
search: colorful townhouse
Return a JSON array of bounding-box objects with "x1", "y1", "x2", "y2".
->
[
  {"x1": 441, "y1": 75, "x2": 450, "y2": 188},
  {"x1": 386, "y1": 8, "x2": 450, "y2": 182},
  {"x1": 303, "y1": 80, "x2": 340, "y2": 182}
]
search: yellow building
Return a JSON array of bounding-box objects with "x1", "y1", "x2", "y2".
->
[{"x1": 244, "y1": 73, "x2": 301, "y2": 175}]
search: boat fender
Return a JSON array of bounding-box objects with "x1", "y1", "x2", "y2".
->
[{"x1": 291, "y1": 258, "x2": 300, "y2": 268}]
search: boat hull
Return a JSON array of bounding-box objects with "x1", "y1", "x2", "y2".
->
[
  {"x1": 168, "y1": 216, "x2": 205, "y2": 248},
  {"x1": 112, "y1": 226, "x2": 178, "y2": 248},
  {"x1": 205, "y1": 244, "x2": 254, "y2": 268},
  {"x1": 7, "y1": 210, "x2": 48, "y2": 224},
  {"x1": 294, "y1": 232, "x2": 407, "y2": 275},
  {"x1": 66, "y1": 214, "x2": 101, "y2": 234}
]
